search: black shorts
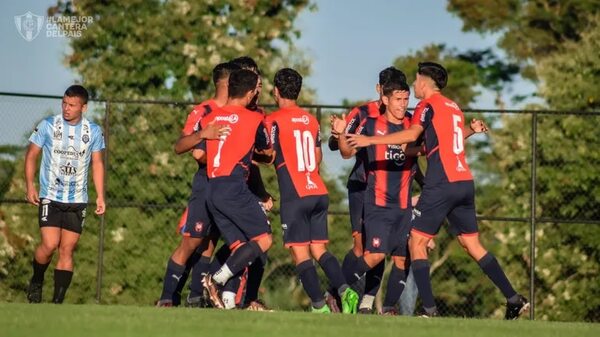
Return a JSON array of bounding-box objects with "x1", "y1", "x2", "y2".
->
[
  {"x1": 181, "y1": 172, "x2": 214, "y2": 238},
  {"x1": 411, "y1": 181, "x2": 478, "y2": 238},
  {"x1": 280, "y1": 194, "x2": 329, "y2": 248},
  {"x1": 347, "y1": 182, "x2": 366, "y2": 236},
  {"x1": 363, "y1": 203, "x2": 411, "y2": 257},
  {"x1": 207, "y1": 177, "x2": 271, "y2": 249},
  {"x1": 38, "y1": 199, "x2": 87, "y2": 234}
]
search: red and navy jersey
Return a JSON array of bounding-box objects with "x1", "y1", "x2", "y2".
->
[
  {"x1": 266, "y1": 107, "x2": 327, "y2": 200},
  {"x1": 345, "y1": 100, "x2": 384, "y2": 190},
  {"x1": 360, "y1": 115, "x2": 415, "y2": 208},
  {"x1": 182, "y1": 99, "x2": 219, "y2": 176},
  {"x1": 411, "y1": 93, "x2": 473, "y2": 185},
  {"x1": 200, "y1": 105, "x2": 270, "y2": 179}
]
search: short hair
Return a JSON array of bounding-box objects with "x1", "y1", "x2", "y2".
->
[
  {"x1": 212, "y1": 62, "x2": 241, "y2": 85},
  {"x1": 274, "y1": 68, "x2": 302, "y2": 100},
  {"x1": 230, "y1": 56, "x2": 261, "y2": 75},
  {"x1": 379, "y1": 67, "x2": 406, "y2": 86},
  {"x1": 418, "y1": 62, "x2": 448, "y2": 89},
  {"x1": 228, "y1": 69, "x2": 259, "y2": 99},
  {"x1": 64, "y1": 85, "x2": 89, "y2": 104},
  {"x1": 382, "y1": 81, "x2": 410, "y2": 97}
]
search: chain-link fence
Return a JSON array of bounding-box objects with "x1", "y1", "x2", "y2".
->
[{"x1": 0, "y1": 92, "x2": 598, "y2": 322}]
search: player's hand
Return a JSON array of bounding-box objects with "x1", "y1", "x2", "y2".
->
[
  {"x1": 95, "y1": 197, "x2": 106, "y2": 215},
  {"x1": 470, "y1": 119, "x2": 489, "y2": 133},
  {"x1": 199, "y1": 121, "x2": 231, "y2": 140},
  {"x1": 346, "y1": 133, "x2": 371, "y2": 148},
  {"x1": 427, "y1": 239, "x2": 436, "y2": 251},
  {"x1": 261, "y1": 196, "x2": 274, "y2": 212},
  {"x1": 331, "y1": 113, "x2": 347, "y2": 135},
  {"x1": 26, "y1": 186, "x2": 39, "y2": 206},
  {"x1": 411, "y1": 195, "x2": 420, "y2": 207}
]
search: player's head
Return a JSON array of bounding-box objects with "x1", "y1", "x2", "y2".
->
[
  {"x1": 213, "y1": 62, "x2": 241, "y2": 86},
  {"x1": 273, "y1": 68, "x2": 302, "y2": 103},
  {"x1": 228, "y1": 69, "x2": 259, "y2": 106},
  {"x1": 381, "y1": 81, "x2": 410, "y2": 121},
  {"x1": 62, "y1": 85, "x2": 88, "y2": 122},
  {"x1": 376, "y1": 67, "x2": 406, "y2": 97},
  {"x1": 231, "y1": 56, "x2": 262, "y2": 110},
  {"x1": 414, "y1": 62, "x2": 447, "y2": 98}
]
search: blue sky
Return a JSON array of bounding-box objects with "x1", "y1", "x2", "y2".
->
[{"x1": 0, "y1": 0, "x2": 537, "y2": 145}]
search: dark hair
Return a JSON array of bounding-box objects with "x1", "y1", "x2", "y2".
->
[
  {"x1": 382, "y1": 81, "x2": 410, "y2": 97},
  {"x1": 230, "y1": 56, "x2": 261, "y2": 75},
  {"x1": 417, "y1": 62, "x2": 447, "y2": 89},
  {"x1": 274, "y1": 68, "x2": 302, "y2": 100},
  {"x1": 212, "y1": 62, "x2": 241, "y2": 85},
  {"x1": 379, "y1": 67, "x2": 406, "y2": 86},
  {"x1": 228, "y1": 69, "x2": 259, "y2": 99},
  {"x1": 64, "y1": 85, "x2": 89, "y2": 104}
]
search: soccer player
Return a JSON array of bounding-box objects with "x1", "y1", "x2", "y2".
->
[
  {"x1": 328, "y1": 66, "x2": 405, "y2": 313},
  {"x1": 347, "y1": 62, "x2": 529, "y2": 319},
  {"x1": 156, "y1": 62, "x2": 237, "y2": 307},
  {"x1": 24, "y1": 85, "x2": 105, "y2": 304},
  {"x1": 200, "y1": 69, "x2": 274, "y2": 309},
  {"x1": 265, "y1": 68, "x2": 359, "y2": 313},
  {"x1": 335, "y1": 80, "x2": 415, "y2": 315}
]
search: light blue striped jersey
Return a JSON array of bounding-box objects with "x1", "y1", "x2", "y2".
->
[{"x1": 29, "y1": 114, "x2": 105, "y2": 203}]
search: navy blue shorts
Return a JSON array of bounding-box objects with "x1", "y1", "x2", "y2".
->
[
  {"x1": 347, "y1": 182, "x2": 366, "y2": 236},
  {"x1": 280, "y1": 194, "x2": 329, "y2": 247},
  {"x1": 363, "y1": 203, "x2": 411, "y2": 257},
  {"x1": 181, "y1": 171, "x2": 214, "y2": 238},
  {"x1": 207, "y1": 176, "x2": 271, "y2": 249},
  {"x1": 411, "y1": 181, "x2": 478, "y2": 238}
]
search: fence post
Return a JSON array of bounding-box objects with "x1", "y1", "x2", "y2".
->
[
  {"x1": 529, "y1": 111, "x2": 537, "y2": 319},
  {"x1": 96, "y1": 100, "x2": 110, "y2": 303}
]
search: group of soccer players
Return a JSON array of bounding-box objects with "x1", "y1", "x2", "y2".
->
[
  {"x1": 151, "y1": 56, "x2": 529, "y2": 319},
  {"x1": 24, "y1": 52, "x2": 529, "y2": 319}
]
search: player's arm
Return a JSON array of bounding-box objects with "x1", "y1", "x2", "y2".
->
[
  {"x1": 91, "y1": 150, "x2": 106, "y2": 215},
  {"x1": 253, "y1": 121, "x2": 274, "y2": 163},
  {"x1": 404, "y1": 143, "x2": 426, "y2": 157},
  {"x1": 347, "y1": 124, "x2": 424, "y2": 148},
  {"x1": 24, "y1": 143, "x2": 42, "y2": 206},
  {"x1": 174, "y1": 121, "x2": 230, "y2": 154}
]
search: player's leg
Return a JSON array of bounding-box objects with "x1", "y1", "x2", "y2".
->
[
  {"x1": 186, "y1": 230, "x2": 220, "y2": 307},
  {"x1": 290, "y1": 245, "x2": 329, "y2": 312},
  {"x1": 28, "y1": 224, "x2": 60, "y2": 303},
  {"x1": 398, "y1": 266, "x2": 418, "y2": 315},
  {"x1": 381, "y1": 210, "x2": 411, "y2": 315},
  {"x1": 53, "y1": 228, "x2": 81, "y2": 304},
  {"x1": 172, "y1": 207, "x2": 190, "y2": 306},
  {"x1": 341, "y1": 189, "x2": 364, "y2": 284}
]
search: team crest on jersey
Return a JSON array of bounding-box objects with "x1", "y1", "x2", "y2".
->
[
  {"x1": 215, "y1": 114, "x2": 239, "y2": 124},
  {"x1": 82, "y1": 134, "x2": 90, "y2": 143},
  {"x1": 194, "y1": 222, "x2": 203, "y2": 233},
  {"x1": 372, "y1": 237, "x2": 381, "y2": 248},
  {"x1": 53, "y1": 130, "x2": 63, "y2": 140},
  {"x1": 291, "y1": 115, "x2": 310, "y2": 125}
]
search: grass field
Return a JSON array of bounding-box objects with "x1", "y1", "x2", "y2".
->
[{"x1": 1, "y1": 303, "x2": 598, "y2": 337}]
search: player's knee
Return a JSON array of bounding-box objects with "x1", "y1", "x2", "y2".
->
[
  {"x1": 58, "y1": 244, "x2": 75, "y2": 258},
  {"x1": 309, "y1": 244, "x2": 327, "y2": 260},
  {"x1": 392, "y1": 256, "x2": 407, "y2": 269},
  {"x1": 257, "y1": 234, "x2": 272, "y2": 252},
  {"x1": 40, "y1": 241, "x2": 59, "y2": 253},
  {"x1": 363, "y1": 252, "x2": 385, "y2": 267}
]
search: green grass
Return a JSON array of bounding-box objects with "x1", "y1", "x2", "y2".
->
[{"x1": 1, "y1": 303, "x2": 597, "y2": 337}]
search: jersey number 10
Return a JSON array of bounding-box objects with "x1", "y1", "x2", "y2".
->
[{"x1": 293, "y1": 130, "x2": 316, "y2": 172}]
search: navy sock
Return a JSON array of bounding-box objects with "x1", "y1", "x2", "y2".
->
[
  {"x1": 383, "y1": 265, "x2": 407, "y2": 307},
  {"x1": 347, "y1": 257, "x2": 371, "y2": 285},
  {"x1": 412, "y1": 259, "x2": 436, "y2": 309},
  {"x1": 478, "y1": 252, "x2": 517, "y2": 299},
  {"x1": 160, "y1": 258, "x2": 186, "y2": 301},
  {"x1": 224, "y1": 241, "x2": 262, "y2": 276},
  {"x1": 244, "y1": 254, "x2": 266, "y2": 303},
  {"x1": 31, "y1": 258, "x2": 50, "y2": 284},
  {"x1": 317, "y1": 252, "x2": 348, "y2": 294},
  {"x1": 296, "y1": 260, "x2": 324, "y2": 307},
  {"x1": 364, "y1": 259, "x2": 384, "y2": 297},
  {"x1": 189, "y1": 255, "x2": 211, "y2": 298},
  {"x1": 173, "y1": 250, "x2": 200, "y2": 305},
  {"x1": 52, "y1": 269, "x2": 73, "y2": 304},
  {"x1": 341, "y1": 250, "x2": 359, "y2": 286},
  {"x1": 209, "y1": 245, "x2": 230, "y2": 274}
]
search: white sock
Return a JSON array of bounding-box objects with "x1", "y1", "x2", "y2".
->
[
  {"x1": 360, "y1": 294, "x2": 375, "y2": 309},
  {"x1": 222, "y1": 291, "x2": 236, "y2": 310},
  {"x1": 213, "y1": 264, "x2": 234, "y2": 285}
]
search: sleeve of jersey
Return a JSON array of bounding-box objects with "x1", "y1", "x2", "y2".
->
[
  {"x1": 181, "y1": 108, "x2": 201, "y2": 136},
  {"x1": 254, "y1": 121, "x2": 271, "y2": 151},
  {"x1": 411, "y1": 102, "x2": 433, "y2": 129},
  {"x1": 344, "y1": 107, "x2": 362, "y2": 134},
  {"x1": 91, "y1": 125, "x2": 106, "y2": 152},
  {"x1": 28, "y1": 119, "x2": 48, "y2": 147}
]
